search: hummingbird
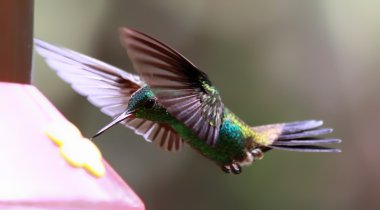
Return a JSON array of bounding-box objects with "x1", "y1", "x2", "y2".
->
[{"x1": 34, "y1": 27, "x2": 341, "y2": 174}]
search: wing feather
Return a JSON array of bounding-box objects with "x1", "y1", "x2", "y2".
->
[
  {"x1": 119, "y1": 28, "x2": 224, "y2": 146},
  {"x1": 34, "y1": 38, "x2": 144, "y2": 118}
]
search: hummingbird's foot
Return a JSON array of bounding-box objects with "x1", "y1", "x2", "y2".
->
[
  {"x1": 233, "y1": 148, "x2": 265, "y2": 169},
  {"x1": 221, "y1": 162, "x2": 242, "y2": 174},
  {"x1": 250, "y1": 148, "x2": 264, "y2": 161}
]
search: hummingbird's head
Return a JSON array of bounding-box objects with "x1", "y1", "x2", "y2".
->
[
  {"x1": 127, "y1": 86, "x2": 163, "y2": 119},
  {"x1": 92, "y1": 86, "x2": 161, "y2": 138}
]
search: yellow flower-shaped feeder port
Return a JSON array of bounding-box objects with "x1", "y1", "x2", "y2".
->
[{"x1": 45, "y1": 121, "x2": 106, "y2": 178}]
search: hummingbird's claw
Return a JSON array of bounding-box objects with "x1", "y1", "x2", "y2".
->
[
  {"x1": 221, "y1": 165, "x2": 231, "y2": 173},
  {"x1": 221, "y1": 162, "x2": 242, "y2": 174}
]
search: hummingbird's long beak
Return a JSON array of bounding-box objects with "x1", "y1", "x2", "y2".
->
[{"x1": 92, "y1": 111, "x2": 134, "y2": 139}]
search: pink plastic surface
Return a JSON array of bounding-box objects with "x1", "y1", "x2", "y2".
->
[{"x1": 0, "y1": 82, "x2": 145, "y2": 210}]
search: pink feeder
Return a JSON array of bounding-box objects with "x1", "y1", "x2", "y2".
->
[{"x1": 0, "y1": 82, "x2": 145, "y2": 210}]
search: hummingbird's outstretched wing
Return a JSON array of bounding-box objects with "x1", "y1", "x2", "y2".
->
[
  {"x1": 119, "y1": 28, "x2": 224, "y2": 146},
  {"x1": 34, "y1": 39, "x2": 144, "y2": 118},
  {"x1": 34, "y1": 39, "x2": 183, "y2": 151}
]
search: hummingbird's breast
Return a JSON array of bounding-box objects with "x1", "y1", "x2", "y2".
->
[{"x1": 168, "y1": 108, "x2": 253, "y2": 165}]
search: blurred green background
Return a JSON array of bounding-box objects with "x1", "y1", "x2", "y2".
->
[{"x1": 33, "y1": 1, "x2": 380, "y2": 209}]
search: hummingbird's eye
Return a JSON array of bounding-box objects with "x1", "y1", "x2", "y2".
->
[{"x1": 144, "y1": 98, "x2": 155, "y2": 108}]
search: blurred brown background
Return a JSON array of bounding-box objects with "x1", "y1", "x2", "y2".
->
[{"x1": 33, "y1": 1, "x2": 380, "y2": 210}]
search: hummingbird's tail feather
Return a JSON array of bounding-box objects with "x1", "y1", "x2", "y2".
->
[{"x1": 252, "y1": 120, "x2": 341, "y2": 153}]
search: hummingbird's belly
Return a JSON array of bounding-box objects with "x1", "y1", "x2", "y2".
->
[
  {"x1": 168, "y1": 114, "x2": 247, "y2": 165},
  {"x1": 141, "y1": 103, "x2": 249, "y2": 165}
]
